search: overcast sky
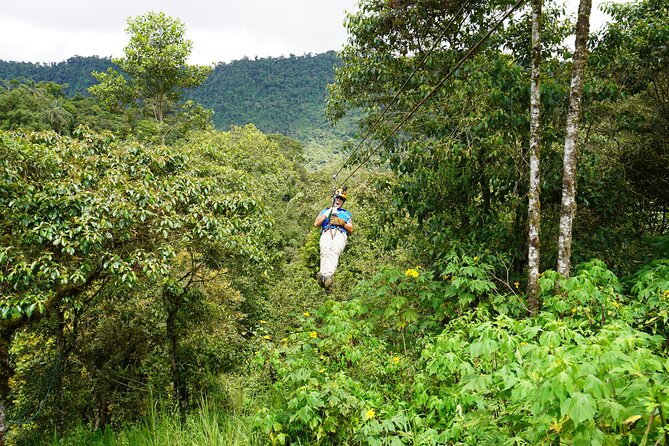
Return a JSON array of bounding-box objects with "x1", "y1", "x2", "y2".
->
[{"x1": 1, "y1": 0, "x2": 622, "y2": 65}]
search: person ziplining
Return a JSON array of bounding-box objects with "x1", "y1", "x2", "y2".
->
[
  {"x1": 313, "y1": 187, "x2": 353, "y2": 293},
  {"x1": 308, "y1": 0, "x2": 522, "y2": 294}
]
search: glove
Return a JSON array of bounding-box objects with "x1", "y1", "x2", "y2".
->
[{"x1": 330, "y1": 216, "x2": 347, "y2": 227}]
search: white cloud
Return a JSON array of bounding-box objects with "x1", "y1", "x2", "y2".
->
[
  {"x1": 0, "y1": 0, "x2": 358, "y2": 64},
  {"x1": 0, "y1": 0, "x2": 627, "y2": 65},
  {"x1": 0, "y1": 17, "x2": 124, "y2": 62}
]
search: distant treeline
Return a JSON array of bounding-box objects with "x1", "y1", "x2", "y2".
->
[
  {"x1": 0, "y1": 56, "x2": 116, "y2": 96},
  {"x1": 194, "y1": 52, "x2": 338, "y2": 134},
  {"x1": 0, "y1": 53, "x2": 357, "y2": 163}
]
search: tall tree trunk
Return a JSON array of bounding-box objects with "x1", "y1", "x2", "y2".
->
[
  {"x1": 527, "y1": 0, "x2": 543, "y2": 314},
  {"x1": 557, "y1": 0, "x2": 592, "y2": 278}
]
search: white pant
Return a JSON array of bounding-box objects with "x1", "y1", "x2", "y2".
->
[{"x1": 319, "y1": 229, "x2": 348, "y2": 277}]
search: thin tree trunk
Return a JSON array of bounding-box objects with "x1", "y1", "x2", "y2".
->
[
  {"x1": 527, "y1": 0, "x2": 543, "y2": 314},
  {"x1": 557, "y1": 0, "x2": 592, "y2": 278}
]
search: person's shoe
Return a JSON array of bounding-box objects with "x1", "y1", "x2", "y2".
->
[
  {"x1": 316, "y1": 272, "x2": 325, "y2": 287},
  {"x1": 323, "y1": 275, "x2": 333, "y2": 293}
]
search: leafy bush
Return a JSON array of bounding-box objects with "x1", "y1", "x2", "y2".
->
[
  {"x1": 254, "y1": 260, "x2": 669, "y2": 446},
  {"x1": 254, "y1": 299, "x2": 415, "y2": 445}
]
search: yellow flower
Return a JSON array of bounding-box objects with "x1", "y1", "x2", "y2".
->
[
  {"x1": 364, "y1": 409, "x2": 376, "y2": 420},
  {"x1": 320, "y1": 354, "x2": 325, "y2": 360},
  {"x1": 514, "y1": 281, "x2": 520, "y2": 289},
  {"x1": 663, "y1": 290, "x2": 669, "y2": 300},
  {"x1": 473, "y1": 256, "x2": 479, "y2": 262},
  {"x1": 309, "y1": 331, "x2": 318, "y2": 339},
  {"x1": 405, "y1": 268, "x2": 419, "y2": 278},
  {"x1": 304, "y1": 312, "x2": 310, "y2": 317},
  {"x1": 392, "y1": 356, "x2": 400, "y2": 364},
  {"x1": 319, "y1": 368, "x2": 326, "y2": 373},
  {"x1": 611, "y1": 300, "x2": 621, "y2": 309},
  {"x1": 259, "y1": 320, "x2": 267, "y2": 324},
  {"x1": 263, "y1": 335, "x2": 271, "y2": 340},
  {"x1": 280, "y1": 338, "x2": 288, "y2": 343}
]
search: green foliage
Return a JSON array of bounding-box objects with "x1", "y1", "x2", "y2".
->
[
  {"x1": 584, "y1": 0, "x2": 669, "y2": 246},
  {"x1": 0, "y1": 78, "x2": 131, "y2": 135},
  {"x1": 327, "y1": 1, "x2": 560, "y2": 270},
  {"x1": 540, "y1": 259, "x2": 625, "y2": 328},
  {"x1": 328, "y1": 0, "x2": 668, "y2": 279},
  {"x1": 1, "y1": 2, "x2": 668, "y2": 444},
  {"x1": 88, "y1": 12, "x2": 213, "y2": 143},
  {"x1": 1, "y1": 53, "x2": 357, "y2": 166},
  {"x1": 255, "y1": 260, "x2": 669, "y2": 446},
  {"x1": 255, "y1": 299, "x2": 411, "y2": 446},
  {"x1": 0, "y1": 127, "x2": 269, "y2": 319},
  {"x1": 189, "y1": 52, "x2": 357, "y2": 166},
  {"x1": 1, "y1": 126, "x2": 277, "y2": 439},
  {"x1": 628, "y1": 259, "x2": 669, "y2": 337},
  {"x1": 0, "y1": 57, "x2": 117, "y2": 97},
  {"x1": 350, "y1": 253, "x2": 505, "y2": 350}
]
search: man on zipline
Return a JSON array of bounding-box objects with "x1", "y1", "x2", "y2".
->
[{"x1": 313, "y1": 188, "x2": 353, "y2": 293}]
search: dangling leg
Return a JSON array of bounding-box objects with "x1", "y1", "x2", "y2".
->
[{"x1": 319, "y1": 230, "x2": 347, "y2": 292}]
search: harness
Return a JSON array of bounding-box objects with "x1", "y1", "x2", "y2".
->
[
  {"x1": 322, "y1": 224, "x2": 348, "y2": 235},
  {"x1": 321, "y1": 208, "x2": 350, "y2": 236}
]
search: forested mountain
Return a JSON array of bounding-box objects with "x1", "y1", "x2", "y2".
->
[
  {"x1": 191, "y1": 52, "x2": 358, "y2": 167},
  {"x1": 0, "y1": 52, "x2": 356, "y2": 167},
  {"x1": 0, "y1": 56, "x2": 115, "y2": 97}
]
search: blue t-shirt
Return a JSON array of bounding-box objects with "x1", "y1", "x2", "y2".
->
[{"x1": 319, "y1": 207, "x2": 352, "y2": 235}]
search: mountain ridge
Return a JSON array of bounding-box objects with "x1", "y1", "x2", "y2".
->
[{"x1": 0, "y1": 52, "x2": 357, "y2": 168}]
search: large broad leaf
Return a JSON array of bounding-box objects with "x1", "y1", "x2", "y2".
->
[
  {"x1": 550, "y1": 371, "x2": 575, "y2": 402},
  {"x1": 561, "y1": 392, "x2": 597, "y2": 427},
  {"x1": 572, "y1": 423, "x2": 605, "y2": 446}
]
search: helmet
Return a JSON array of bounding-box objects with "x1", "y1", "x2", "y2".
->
[{"x1": 333, "y1": 187, "x2": 347, "y2": 201}]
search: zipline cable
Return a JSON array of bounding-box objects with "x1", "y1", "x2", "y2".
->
[
  {"x1": 338, "y1": 0, "x2": 525, "y2": 186},
  {"x1": 334, "y1": 0, "x2": 472, "y2": 180}
]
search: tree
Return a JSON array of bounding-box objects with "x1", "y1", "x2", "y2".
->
[
  {"x1": 556, "y1": 0, "x2": 592, "y2": 278},
  {"x1": 527, "y1": 0, "x2": 543, "y2": 312},
  {"x1": 89, "y1": 12, "x2": 212, "y2": 139},
  {"x1": 327, "y1": 0, "x2": 574, "y2": 278},
  {"x1": 589, "y1": 0, "x2": 669, "y2": 230},
  {"x1": 0, "y1": 80, "x2": 50, "y2": 131},
  {"x1": 0, "y1": 127, "x2": 272, "y2": 440},
  {"x1": 41, "y1": 98, "x2": 72, "y2": 134}
]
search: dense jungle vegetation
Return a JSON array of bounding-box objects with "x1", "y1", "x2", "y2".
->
[
  {"x1": 0, "y1": 52, "x2": 357, "y2": 170},
  {"x1": 0, "y1": 0, "x2": 668, "y2": 445}
]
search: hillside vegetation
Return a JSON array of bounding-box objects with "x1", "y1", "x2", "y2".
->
[
  {"x1": 0, "y1": 1, "x2": 668, "y2": 445},
  {"x1": 0, "y1": 52, "x2": 357, "y2": 168}
]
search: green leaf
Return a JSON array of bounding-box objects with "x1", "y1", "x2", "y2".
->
[
  {"x1": 539, "y1": 331, "x2": 561, "y2": 348},
  {"x1": 470, "y1": 338, "x2": 498, "y2": 358},
  {"x1": 572, "y1": 423, "x2": 605, "y2": 446},
  {"x1": 551, "y1": 371, "x2": 575, "y2": 401},
  {"x1": 600, "y1": 399, "x2": 626, "y2": 426},
  {"x1": 561, "y1": 392, "x2": 597, "y2": 427},
  {"x1": 582, "y1": 374, "x2": 608, "y2": 399}
]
